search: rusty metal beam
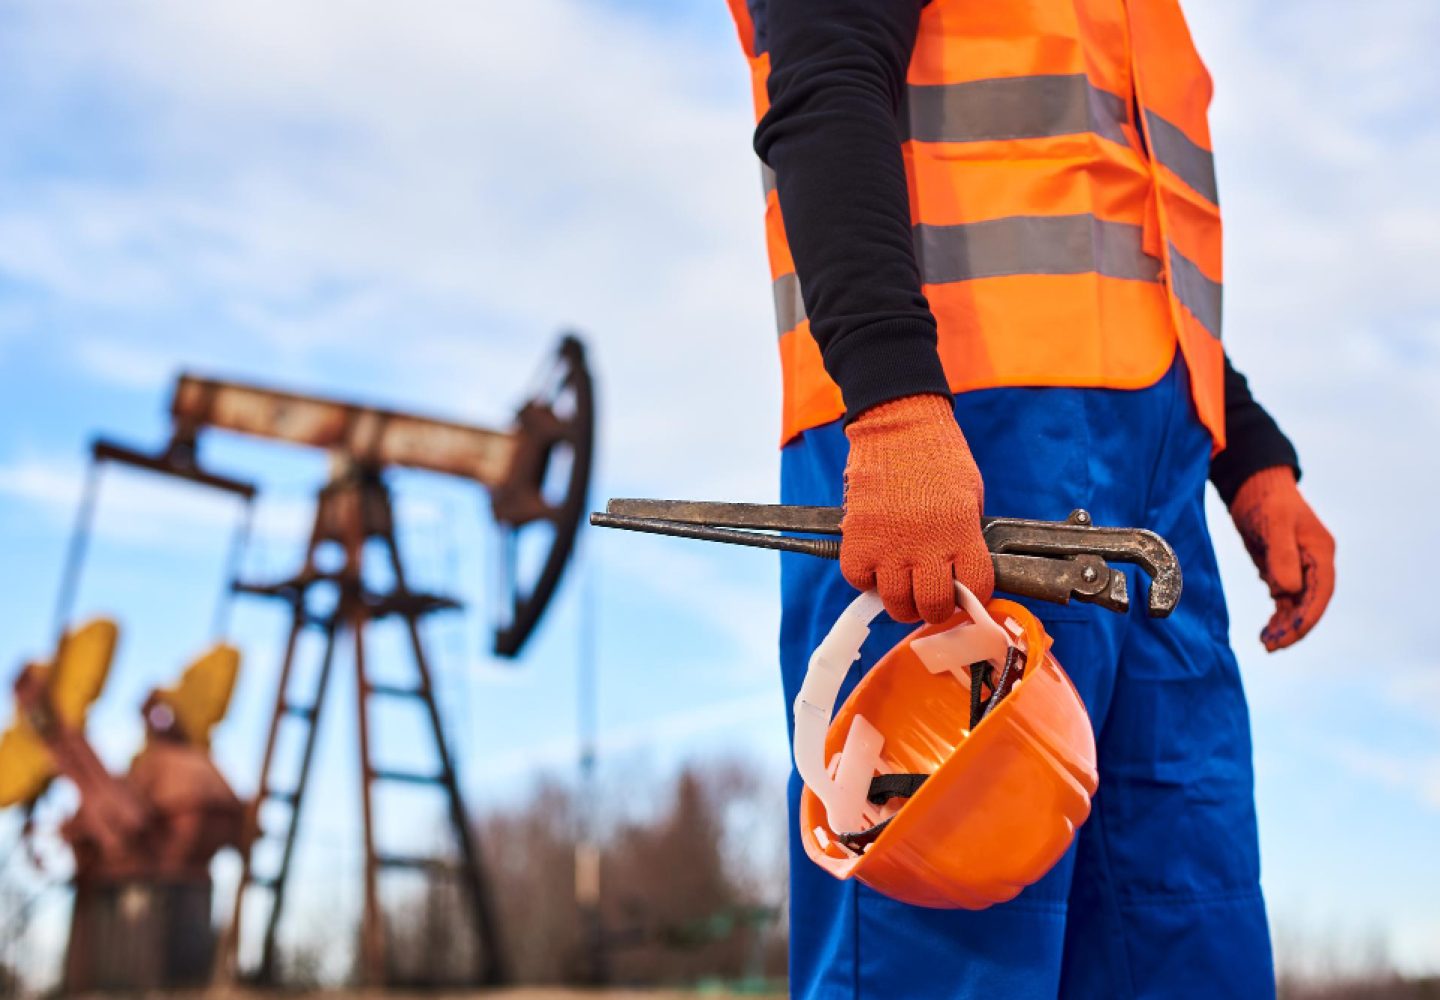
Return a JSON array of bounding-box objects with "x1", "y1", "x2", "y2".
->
[{"x1": 169, "y1": 375, "x2": 521, "y2": 489}]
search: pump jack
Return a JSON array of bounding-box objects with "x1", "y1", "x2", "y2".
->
[{"x1": 78, "y1": 336, "x2": 593, "y2": 986}]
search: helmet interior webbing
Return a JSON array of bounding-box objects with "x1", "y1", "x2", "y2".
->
[{"x1": 835, "y1": 646, "x2": 1029, "y2": 853}]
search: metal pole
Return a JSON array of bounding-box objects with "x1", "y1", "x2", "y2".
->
[
  {"x1": 255, "y1": 613, "x2": 341, "y2": 984},
  {"x1": 217, "y1": 491, "x2": 330, "y2": 986},
  {"x1": 379, "y1": 505, "x2": 508, "y2": 986},
  {"x1": 51, "y1": 459, "x2": 103, "y2": 644},
  {"x1": 347, "y1": 504, "x2": 386, "y2": 987},
  {"x1": 212, "y1": 497, "x2": 255, "y2": 639},
  {"x1": 575, "y1": 543, "x2": 607, "y2": 985}
]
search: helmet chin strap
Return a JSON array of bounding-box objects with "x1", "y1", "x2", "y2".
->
[{"x1": 794, "y1": 582, "x2": 1015, "y2": 842}]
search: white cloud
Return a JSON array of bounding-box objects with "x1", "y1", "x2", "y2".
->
[
  {"x1": 1327, "y1": 739, "x2": 1440, "y2": 812},
  {"x1": 71, "y1": 337, "x2": 176, "y2": 391},
  {"x1": 0, "y1": 0, "x2": 780, "y2": 504}
]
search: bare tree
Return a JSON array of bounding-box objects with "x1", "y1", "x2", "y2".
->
[
  {"x1": 1274, "y1": 919, "x2": 1435, "y2": 1000},
  {"x1": 439, "y1": 755, "x2": 788, "y2": 987}
]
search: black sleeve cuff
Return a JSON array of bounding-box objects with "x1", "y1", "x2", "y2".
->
[
  {"x1": 825, "y1": 317, "x2": 953, "y2": 422},
  {"x1": 1209, "y1": 357, "x2": 1302, "y2": 505}
]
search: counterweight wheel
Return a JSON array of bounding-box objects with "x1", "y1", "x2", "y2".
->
[{"x1": 491, "y1": 334, "x2": 595, "y2": 657}]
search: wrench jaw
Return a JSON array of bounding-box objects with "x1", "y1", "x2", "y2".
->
[
  {"x1": 1141, "y1": 564, "x2": 1183, "y2": 618},
  {"x1": 1065, "y1": 553, "x2": 1130, "y2": 614},
  {"x1": 1088, "y1": 566, "x2": 1130, "y2": 615},
  {"x1": 990, "y1": 553, "x2": 1130, "y2": 613},
  {"x1": 982, "y1": 509, "x2": 1182, "y2": 618}
]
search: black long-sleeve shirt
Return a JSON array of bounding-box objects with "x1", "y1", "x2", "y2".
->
[{"x1": 752, "y1": 0, "x2": 1298, "y2": 503}]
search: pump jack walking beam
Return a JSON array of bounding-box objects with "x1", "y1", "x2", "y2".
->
[{"x1": 166, "y1": 335, "x2": 593, "y2": 656}]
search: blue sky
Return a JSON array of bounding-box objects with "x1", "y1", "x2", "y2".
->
[{"x1": 1, "y1": 0, "x2": 1437, "y2": 981}]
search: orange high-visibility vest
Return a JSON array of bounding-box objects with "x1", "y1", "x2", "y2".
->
[{"x1": 727, "y1": 1, "x2": 1226, "y2": 451}]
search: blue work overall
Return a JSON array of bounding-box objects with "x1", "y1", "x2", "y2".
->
[{"x1": 778, "y1": 356, "x2": 1275, "y2": 999}]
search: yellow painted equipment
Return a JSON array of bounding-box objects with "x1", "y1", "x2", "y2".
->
[
  {"x1": 0, "y1": 617, "x2": 119, "y2": 808},
  {"x1": 147, "y1": 643, "x2": 241, "y2": 750}
]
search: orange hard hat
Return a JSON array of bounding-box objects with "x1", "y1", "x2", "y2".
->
[{"x1": 793, "y1": 584, "x2": 1098, "y2": 909}]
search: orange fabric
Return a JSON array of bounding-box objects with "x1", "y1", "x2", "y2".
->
[
  {"x1": 1175, "y1": 309, "x2": 1226, "y2": 448},
  {"x1": 775, "y1": 279, "x2": 1179, "y2": 445},
  {"x1": 1228, "y1": 466, "x2": 1336, "y2": 651},
  {"x1": 1127, "y1": 0, "x2": 1226, "y2": 449},
  {"x1": 928, "y1": 275, "x2": 1177, "y2": 392},
  {"x1": 909, "y1": 4, "x2": 1128, "y2": 87},
  {"x1": 840, "y1": 394, "x2": 993, "y2": 623},
  {"x1": 777, "y1": 322, "x2": 844, "y2": 437},
  {"x1": 902, "y1": 142, "x2": 1155, "y2": 228},
  {"x1": 800, "y1": 599, "x2": 1098, "y2": 908},
  {"x1": 749, "y1": 53, "x2": 771, "y2": 118},
  {"x1": 763, "y1": 197, "x2": 795, "y2": 280},
  {"x1": 1158, "y1": 185, "x2": 1223, "y2": 275},
  {"x1": 724, "y1": 0, "x2": 755, "y2": 59},
  {"x1": 731, "y1": 0, "x2": 1228, "y2": 451},
  {"x1": 1126, "y1": 1, "x2": 1214, "y2": 134}
]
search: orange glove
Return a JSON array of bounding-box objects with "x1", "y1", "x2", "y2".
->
[
  {"x1": 840, "y1": 394, "x2": 993, "y2": 623},
  {"x1": 1228, "y1": 465, "x2": 1336, "y2": 651}
]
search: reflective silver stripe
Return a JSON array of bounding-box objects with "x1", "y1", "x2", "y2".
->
[
  {"x1": 761, "y1": 163, "x2": 777, "y2": 199},
  {"x1": 1145, "y1": 111, "x2": 1219, "y2": 204},
  {"x1": 903, "y1": 74, "x2": 1129, "y2": 147},
  {"x1": 915, "y1": 215, "x2": 1161, "y2": 286},
  {"x1": 771, "y1": 218, "x2": 1191, "y2": 339},
  {"x1": 1167, "y1": 243, "x2": 1222, "y2": 338},
  {"x1": 773, "y1": 271, "x2": 806, "y2": 333}
]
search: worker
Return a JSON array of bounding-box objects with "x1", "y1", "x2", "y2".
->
[{"x1": 724, "y1": 1, "x2": 1337, "y2": 996}]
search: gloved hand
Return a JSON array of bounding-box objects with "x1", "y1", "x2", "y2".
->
[
  {"x1": 1228, "y1": 465, "x2": 1335, "y2": 651},
  {"x1": 840, "y1": 394, "x2": 993, "y2": 623}
]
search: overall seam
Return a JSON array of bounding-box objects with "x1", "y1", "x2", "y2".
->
[
  {"x1": 1091, "y1": 793, "x2": 1141, "y2": 999},
  {"x1": 1065, "y1": 381, "x2": 1140, "y2": 997},
  {"x1": 851, "y1": 884, "x2": 861, "y2": 1000},
  {"x1": 1139, "y1": 351, "x2": 1184, "y2": 523}
]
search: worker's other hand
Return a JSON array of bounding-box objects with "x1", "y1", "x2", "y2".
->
[
  {"x1": 1228, "y1": 466, "x2": 1335, "y2": 651},
  {"x1": 840, "y1": 394, "x2": 993, "y2": 623}
]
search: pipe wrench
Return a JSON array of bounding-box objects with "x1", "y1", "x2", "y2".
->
[{"x1": 591, "y1": 500, "x2": 1181, "y2": 617}]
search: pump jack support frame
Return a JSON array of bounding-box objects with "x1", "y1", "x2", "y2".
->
[{"x1": 214, "y1": 468, "x2": 506, "y2": 986}]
